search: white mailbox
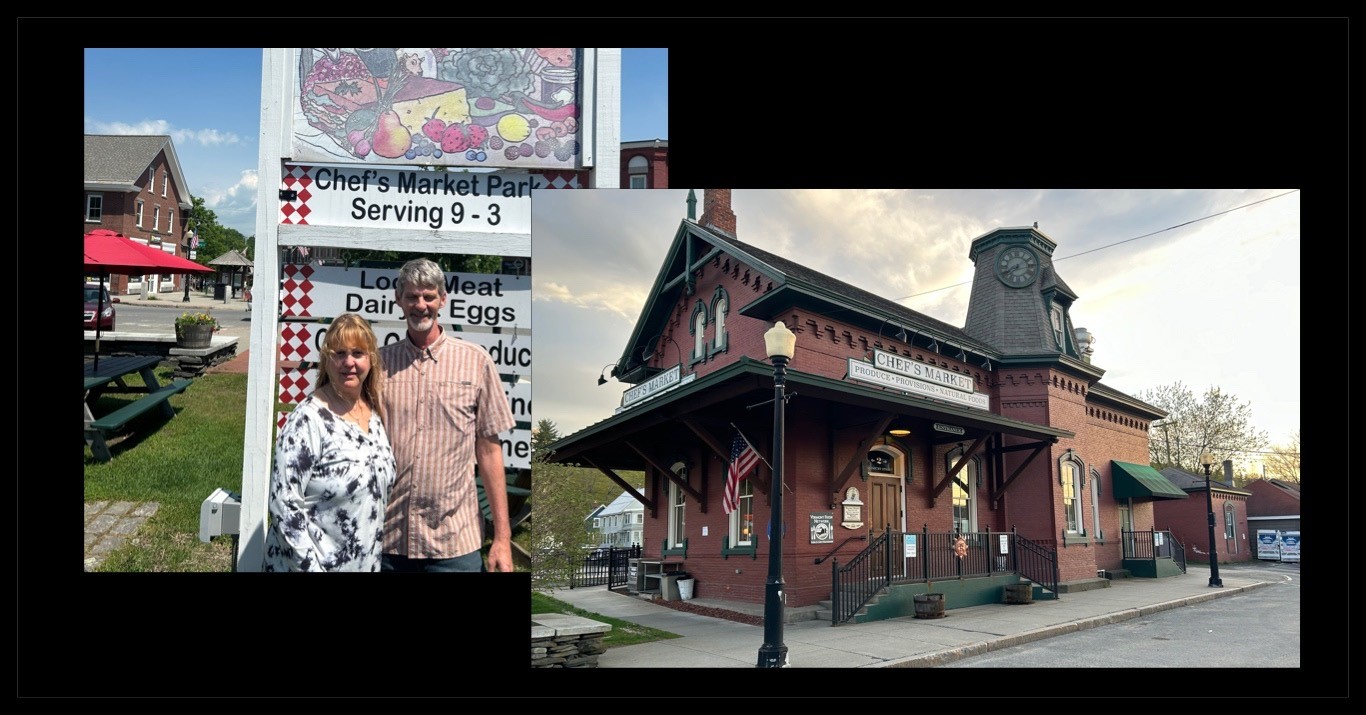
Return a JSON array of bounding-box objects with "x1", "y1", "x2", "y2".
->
[{"x1": 199, "y1": 488, "x2": 242, "y2": 543}]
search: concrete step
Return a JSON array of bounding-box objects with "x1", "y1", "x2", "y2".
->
[{"x1": 1055, "y1": 577, "x2": 1112, "y2": 594}]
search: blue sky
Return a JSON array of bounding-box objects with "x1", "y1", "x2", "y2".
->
[{"x1": 84, "y1": 48, "x2": 668, "y2": 237}]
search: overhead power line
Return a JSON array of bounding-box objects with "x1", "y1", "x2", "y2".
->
[{"x1": 892, "y1": 190, "x2": 1299, "y2": 302}]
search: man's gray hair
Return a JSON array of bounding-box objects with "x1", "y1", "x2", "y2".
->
[{"x1": 394, "y1": 258, "x2": 447, "y2": 297}]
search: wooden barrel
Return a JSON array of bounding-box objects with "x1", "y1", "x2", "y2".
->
[
  {"x1": 1004, "y1": 583, "x2": 1034, "y2": 604},
  {"x1": 913, "y1": 592, "x2": 946, "y2": 619}
]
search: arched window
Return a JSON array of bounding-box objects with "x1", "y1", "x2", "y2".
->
[
  {"x1": 1050, "y1": 304, "x2": 1067, "y2": 349},
  {"x1": 667, "y1": 479, "x2": 686, "y2": 550},
  {"x1": 689, "y1": 301, "x2": 709, "y2": 363},
  {"x1": 628, "y1": 155, "x2": 649, "y2": 188},
  {"x1": 1059, "y1": 452, "x2": 1086, "y2": 535},
  {"x1": 947, "y1": 445, "x2": 980, "y2": 535},
  {"x1": 1223, "y1": 501, "x2": 1236, "y2": 540},
  {"x1": 710, "y1": 286, "x2": 729, "y2": 355}
]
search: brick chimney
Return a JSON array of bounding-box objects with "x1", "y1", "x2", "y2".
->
[{"x1": 700, "y1": 189, "x2": 736, "y2": 237}]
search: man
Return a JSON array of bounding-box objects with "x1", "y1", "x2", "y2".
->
[{"x1": 379, "y1": 258, "x2": 517, "y2": 572}]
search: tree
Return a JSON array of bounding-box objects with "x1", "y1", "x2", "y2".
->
[
  {"x1": 1140, "y1": 382, "x2": 1269, "y2": 473},
  {"x1": 187, "y1": 196, "x2": 248, "y2": 265},
  {"x1": 1263, "y1": 431, "x2": 1301, "y2": 484},
  {"x1": 529, "y1": 419, "x2": 599, "y2": 590},
  {"x1": 532, "y1": 418, "x2": 560, "y2": 462}
]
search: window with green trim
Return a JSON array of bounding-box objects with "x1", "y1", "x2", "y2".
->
[
  {"x1": 710, "y1": 287, "x2": 729, "y2": 356},
  {"x1": 723, "y1": 479, "x2": 756, "y2": 558},
  {"x1": 1223, "y1": 501, "x2": 1236, "y2": 541},
  {"x1": 947, "y1": 445, "x2": 979, "y2": 535},
  {"x1": 664, "y1": 477, "x2": 687, "y2": 554},
  {"x1": 1050, "y1": 304, "x2": 1067, "y2": 350},
  {"x1": 1059, "y1": 453, "x2": 1085, "y2": 535},
  {"x1": 1089, "y1": 467, "x2": 1103, "y2": 540},
  {"x1": 689, "y1": 301, "x2": 708, "y2": 363}
]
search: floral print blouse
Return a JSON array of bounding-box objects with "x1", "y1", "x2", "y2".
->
[{"x1": 263, "y1": 395, "x2": 397, "y2": 572}]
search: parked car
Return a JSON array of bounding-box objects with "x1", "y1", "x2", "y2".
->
[
  {"x1": 84, "y1": 283, "x2": 118, "y2": 331},
  {"x1": 588, "y1": 545, "x2": 615, "y2": 563}
]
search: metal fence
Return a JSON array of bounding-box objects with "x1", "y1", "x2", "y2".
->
[
  {"x1": 1122, "y1": 529, "x2": 1185, "y2": 574},
  {"x1": 569, "y1": 544, "x2": 640, "y2": 589},
  {"x1": 830, "y1": 526, "x2": 1057, "y2": 625}
]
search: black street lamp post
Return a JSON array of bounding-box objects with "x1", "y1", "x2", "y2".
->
[
  {"x1": 1199, "y1": 451, "x2": 1223, "y2": 588},
  {"x1": 758, "y1": 321, "x2": 795, "y2": 668},
  {"x1": 182, "y1": 225, "x2": 196, "y2": 302}
]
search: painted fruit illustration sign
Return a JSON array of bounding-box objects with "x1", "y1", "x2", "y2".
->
[{"x1": 293, "y1": 48, "x2": 583, "y2": 169}]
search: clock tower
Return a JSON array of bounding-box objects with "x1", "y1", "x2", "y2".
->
[{"x1": 963, "y1": 226, "x2": 1083, "y2": 360}]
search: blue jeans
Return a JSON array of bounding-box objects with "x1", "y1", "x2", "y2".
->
[{"x1": 381, "y1": 550, "x2": 484, "y2": 573}]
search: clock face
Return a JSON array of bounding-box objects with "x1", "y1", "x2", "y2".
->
[{"x1": 996, "y1": 246, "x2": 1039, "y2": 287}]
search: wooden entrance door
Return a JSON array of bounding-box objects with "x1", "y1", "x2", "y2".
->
[
  {"x1": 868, "y1": 474, "x2": 902, "y2": 576},
  {"x1": 869, "y1": 475, "x2": 902, "y2": 537}
]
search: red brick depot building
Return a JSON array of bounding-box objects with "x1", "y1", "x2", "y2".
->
[{"x1": 548, "y1": 190, "x2": 1189, "y2": 622}]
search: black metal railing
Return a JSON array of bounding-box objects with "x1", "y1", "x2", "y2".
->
[
  {"x1": 814, "y1": 534, "x2": 867, "y2": 565},
  {"x1": 569, "y1": 544, "x2": 641, "y2": 589},
  {"x1": 1121, "y1": 529, "x2": 1184, "y2": 574},
  {"x1": 830, "y1": 526, "x2": 1040, "y2": 625},
  {"x1": 1012, "y1": 529, "x2": 1059, "y2": 594}
]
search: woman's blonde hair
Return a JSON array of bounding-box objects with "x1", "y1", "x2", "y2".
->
[{"x1": 316, "y1": 313, "x2": 386, "y2": 425}]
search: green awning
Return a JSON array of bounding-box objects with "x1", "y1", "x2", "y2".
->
[{"x1": 1111, "y1": 461, "x2": 1189, "y2": 500}]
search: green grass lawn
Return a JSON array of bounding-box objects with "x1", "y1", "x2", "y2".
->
[
  {"x1": 84, "y1": 365, "x2": 533, "y2": 572},
  {"x1": 532, "y1": 591, "x2": 679, "y2": 648},
  {"x1": 84, "y1": 369, "x2": 247, "y2": 571}
]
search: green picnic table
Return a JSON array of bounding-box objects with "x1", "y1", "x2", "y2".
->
[{"x1": 84, "y1": 356, "x2": 191, "y2": 461}]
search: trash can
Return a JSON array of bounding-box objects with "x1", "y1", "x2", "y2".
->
[
  {"x1": 213, "y1": 283, "x2": 227, "y2": 300},
  {"x1": 660, "y1": 574, "x2": 682, "y2": 601},
  {"x1": 677, "y1": 575, "x2": 695, "y2": 601}
]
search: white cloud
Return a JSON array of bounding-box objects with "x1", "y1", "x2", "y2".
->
[
  {"x1": 83, "y1": 117, "x2": 241, "y2": 146},
  {"x1": 201, "y1": 170, "x2": 258, "y2": 234}
]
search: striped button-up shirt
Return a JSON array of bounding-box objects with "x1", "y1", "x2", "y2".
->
[{"x1": 380, "y1": 330, "x2": 515, "y2": 559}]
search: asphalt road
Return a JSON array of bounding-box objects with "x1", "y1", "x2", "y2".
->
[
  {"x1": 113, "y1": 303, "x2": 254, "y2": 354},
  {"x1": 944, "y1": 561, "x2": 1300, "y2": 668}
]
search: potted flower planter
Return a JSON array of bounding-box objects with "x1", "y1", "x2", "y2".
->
[
  {"x1": 175, "y1": 312, "x2": 218, "y2": 349},
  {"x1": 177, "y1": 324, "x2": 213, "y2": 348}
]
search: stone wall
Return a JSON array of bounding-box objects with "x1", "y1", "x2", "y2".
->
[
  {"x1": 86, "y1": 335, "x2": 239, "y2": 378},
  {"x1": 531, "y1": 614, "x2": 611, "y2": 668}
]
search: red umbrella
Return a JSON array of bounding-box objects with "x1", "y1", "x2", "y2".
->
[
  {"x1": 84, "y1": 228, "x2": 215, "y2": 275},
  {"x1": 84, "y1": 229, "x2": 215, "y2": 370}
]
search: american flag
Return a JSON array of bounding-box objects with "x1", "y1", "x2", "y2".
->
[{"x1": 725, "y1": 429, "x2": 760, "y2": 514}]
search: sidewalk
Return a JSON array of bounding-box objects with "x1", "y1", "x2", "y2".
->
[
  {"x1": 541, "y1": 561, "x2": 1293, "y2": 668},
  {"x1": 118, "y1": 289, "x2": 254, "y2": 375},
  {"x1": 122, "y1": 288, "x2": 251, "y2": 313}
]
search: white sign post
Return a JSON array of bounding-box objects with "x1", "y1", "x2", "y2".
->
[{"x1": 238, "y1": 48, "x2": 619, "y2": 570}]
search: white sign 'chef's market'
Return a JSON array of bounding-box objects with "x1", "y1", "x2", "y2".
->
[
  {"x1": 847, "y1": 358, "x2": 990, "y2": 410},
  {"x1": 873, "y1": 349, "x2": 976, "y2": 393},
  {"x1": 289, "y1": 265, "x2": 528, "y2": 328},
  {"x1": 282, "y1": 164, "x2": 531, "y2": 234}
]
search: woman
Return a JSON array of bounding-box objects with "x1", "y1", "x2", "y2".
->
[{"x1": 263, "y1": 313, "x2": 397, "y2": 571}]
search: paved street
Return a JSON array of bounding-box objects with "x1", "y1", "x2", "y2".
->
[{"x1": 944, "y1": 561, "x2": 1300, "y2": 667}]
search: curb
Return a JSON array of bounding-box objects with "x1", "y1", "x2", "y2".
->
[{"x1": 880, "y1": 580, "x2": 1273, "y2": 668}]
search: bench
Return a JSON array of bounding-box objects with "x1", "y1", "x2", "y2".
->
[
  {"x1": 86, "y1": 380, "x2": 192, "y2": 461},
  {"x1": 478, "y1": 479, "x2": 532, "y2": 532}
]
